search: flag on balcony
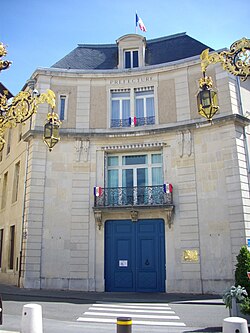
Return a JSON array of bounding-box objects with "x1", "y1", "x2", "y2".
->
[
  {"x1": 94, "y1": 186, "x2": 102, "y2": 197},
  {"x1": 129, "y1": 117, "x2": 137, "y2": 126},
  {"x1": 164, "y1": 183, "x2": 173, "y2": 194}
]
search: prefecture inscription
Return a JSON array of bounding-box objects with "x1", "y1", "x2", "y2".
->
[{"x1": 109, "y1": 77, "x2": 153, "y2": 85}]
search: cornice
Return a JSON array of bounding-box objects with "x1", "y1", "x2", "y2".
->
[{"x1": 22, "y1": 114, "x2": 250, "y2": 142}]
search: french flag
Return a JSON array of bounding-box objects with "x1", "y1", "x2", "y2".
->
[
  {"x1": 94, "y1": 186, "x2": 102, "y2": 197},
  {"x1": 164, "y1": 183, "x2": 173, "y2": 194},
  {"x1": 129, "y1": 117, "x2": 137, "y2": 126},
  {"x1": 136, "y1": 13, "x2": 147, "y2": 32}
]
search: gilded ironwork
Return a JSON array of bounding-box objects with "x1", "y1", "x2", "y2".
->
[
  {"x1": 0, "y1": 43, "x2": 12, "y2": 72},
  {"x1": 198, "y1": 75, "x2": 213, "y2": 89},
  {"x1": 0, "y1": 88, "x2": 57, "y2": 151},
  {"x1": 200, "y1": 38, "x2": 250, "y2": 81},
  {"x1": 0, "y1": 40, "x2": 60, "y2": 152},
  {"x1": 183, "y1": 249, "x2": 199, "y2": 262}
]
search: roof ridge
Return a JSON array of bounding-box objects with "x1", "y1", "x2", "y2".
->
[
  {"x1": 77, "y1": 33, "x2": 187, "y2": 48},
  {"x1": 147, "y1": 32, "x2": 187, "y2": 43},
  {"x1": 77, "y1": 43, "x2": 116, "y2": 48}
]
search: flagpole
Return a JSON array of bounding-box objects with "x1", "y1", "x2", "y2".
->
[{"x1": 135, "y1": 11, "x2": 137, "y2": 34}]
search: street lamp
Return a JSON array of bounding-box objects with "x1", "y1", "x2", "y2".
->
[
  {"x1": 197, "y1": 37, "x2": 250, "y2": 121},
  {"x1": 0, "y1": 42, "x2": 61, "y2": 152},
  {"x1": 43, "y1": 111, "x2": 61, "y2": 151},
  {"x1": 197, "y1": 73, "x2": 219, "y2": 121}
]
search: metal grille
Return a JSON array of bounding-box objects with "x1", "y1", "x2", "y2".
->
[{"x1": 94, "y1": 185, "x2": 172, "y2": 208}]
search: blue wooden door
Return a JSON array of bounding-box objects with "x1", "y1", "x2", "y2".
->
[{"x1": 105, "y1": 219, "x2": 165, "y2": 292}]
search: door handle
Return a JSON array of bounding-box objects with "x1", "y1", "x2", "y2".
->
[{"x1": 145, "y1": 259, "x2": 150, "y2": 265}]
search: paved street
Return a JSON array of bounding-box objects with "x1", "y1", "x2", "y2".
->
[
  {"x1": 77, "y1": 302, "x2": 186, "y2": 326},
  {"x1": 0, "y1": 283, "x2": 229, "y2": 333}
]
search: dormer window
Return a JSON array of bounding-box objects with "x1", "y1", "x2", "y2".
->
[
  {"x1": 117, "y1": 34, "x2": 146, "y2": 69},
  {"x1": 124, "y1": 50, "x2": 139, "y2": 68}
]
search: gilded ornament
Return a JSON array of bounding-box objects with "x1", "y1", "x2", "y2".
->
[
  {"x1": 0, "y1": 40, "x2": 60, "y2": 152},
  {"x1": 183, "y1": 249, "x2": 199, "y2": 262},
  {"x1": 0, "y1": 43, "x2": 12, "y2": 71},
  {"x1": 200, "y1": 38, "x2": 250, "y2": 81}
]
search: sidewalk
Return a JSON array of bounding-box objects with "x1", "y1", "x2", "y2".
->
[{"x1": 0, "y1": 282, "x2": 223, "y2": 304}]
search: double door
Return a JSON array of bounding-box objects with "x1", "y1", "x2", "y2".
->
[{"x1": 105, "y1": 219, "x2": 166, "y2": 292}]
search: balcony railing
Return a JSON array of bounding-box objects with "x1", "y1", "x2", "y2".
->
[
  {"x1": 111, "y1": 118, "x2": 130, "y2": 128},
  {"x1": 111, "y1": 116, "x2": 155, "y2": 128},
  {"x1": 135, "y1": 116, "x2": 155, "y2": 126},
  {"x1": 94, "y1": 185, "x2": 173, "y2": 208}
]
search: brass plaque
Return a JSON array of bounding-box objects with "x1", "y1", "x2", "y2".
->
[{"x1": 183, "y1": 249, "x2": 199, "y2": 262}]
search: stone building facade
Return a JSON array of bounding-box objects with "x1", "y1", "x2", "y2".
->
[{"x1": 0, "y1": 33, "x2": 249, "y2": 294}]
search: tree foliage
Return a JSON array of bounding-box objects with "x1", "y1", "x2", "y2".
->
[{"x1": 235, "y1": 246, "x2": 250, "y2": 295}]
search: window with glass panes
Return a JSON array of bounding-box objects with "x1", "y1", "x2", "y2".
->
[
  {"x1": 111, "y1": 90, "x2": 130, "y2": 127},
  {"x1": 106, "y1": 152, "x2": 163, "y2": 205},
  {"x1": 9, "y1": 225, "x2": 15, "y2": 270},
  {"x1": 110, "y1": 87, "x2": 155, "y2": 128},
  {"x1": 135, "y1": 89, "x2": 155, "y2": 125},
  {"x1": 12, "y1": 161, "x2": 20, "y2": 203},
  {"x1": 59, "y1": 95, "x2": 67, "y2": 120},
  {"x1": 1, "y1": 172, "x2": 8, "y2": 209},
  {"x1": 124, "y1": 50, "x2": 139, "y2": 68}
]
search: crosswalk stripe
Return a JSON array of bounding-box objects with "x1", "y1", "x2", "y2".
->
[
  {"x1": 93, "y1": 303, "x2": 171, "y2": 309},
  {"x1": 89, "y1": 306, "x2": 174, "y2": 313},
  {"x1": 77, "y1": 317, "x2": 186, "y2": 327},
  {"x1": 77, "y1": 302, "x2": 186, "y2": 327},
  {"x1": 84, "y1": 311, "x2": 180, "y2": 319}
]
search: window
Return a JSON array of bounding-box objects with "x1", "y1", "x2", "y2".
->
[
  {"x1": 0, "y1": 229, "x2": 3, "y2": 268},
  {"x1": 58, "y1": 95, "x2": 67, "y2": 121},
  {"x1": 12, "y1": 161, "x2": 20, "y2": 203},
  {"x1": 18, "y1": 124, "x2": 22, "y2": 142},
  {"x1": 111, "y1": 91, "x2": 130, "y2": 127},
  {"x1": 6, "y1": 129, "x2": 11, "y2": 155},
  {"x1": 1, "y1": 172, "x2": 8, "y2": 209},
  {"x1": 117, "y1": 34, "x2": 146, "y2": 69},
  {"x1": 124, "y1": 50, "x2": 139, "y2": 69},
  {"x1": 9, "y1": 225, "x2": 15, "y2": 270},
  {"x1": 110, "y1": 87, "x2": 155, "y2": 128},
  {"x1": 135, "y1": 89, "x2": 155, "y2": 126},
  {"x1": 107, "y1": 152, "x2": 163, "y2": 205}
]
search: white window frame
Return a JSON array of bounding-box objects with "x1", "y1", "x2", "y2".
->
[
  {"x1": 109, "y1": 86, "x2": 156, "y2": 128},
  {"x1": 106, "y1": 152, "x2": 163, "y2": 188},
  {"x1": 12, "y1": 161, "x2": 20, "y2": 203},
  {"x1": 124, "y1": 49, "x2": 139, "y2": 69},
  {"x1": 58, "y1": 94, "x2": 68, "y2": 121},
  {"x1": 110, "y1": 90, "x2": 131, "y2": 128},
  {"x1": 135, "y1": 88, "x2": 155, "y2": 125}
]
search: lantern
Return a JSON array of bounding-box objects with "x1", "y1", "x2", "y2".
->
[
  {"x1": 197, "y1": 75, "x2": 219, "y2": 121},
  {"x1": 43, "y1": 111, "x2": 61, "y2": 151}
]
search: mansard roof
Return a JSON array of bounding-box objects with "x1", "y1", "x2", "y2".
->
[{"x1": 51, "y1": 32, "x2": 212, "y2": 70}]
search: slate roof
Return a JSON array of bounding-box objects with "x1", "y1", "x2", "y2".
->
[
  {"x1": 51, "y1": 33, "x2": 212, "y2": 70},
  {"x1": 0, "y1": 82, "x2": 14, "y2": 99}
]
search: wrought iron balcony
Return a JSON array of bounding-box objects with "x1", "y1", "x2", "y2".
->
[
  {"x1": 135, "y1": 116, "x2": 155, "y2": 126},
  {"x1": 94, "y1": 185, "x2": 173, "y2": 208},
  {"x1": 110, "y1": 116, "x2": 155, "y2": 128},
  {"x1": 111, "y1": 118, "x2": 130, "y2": 128}
]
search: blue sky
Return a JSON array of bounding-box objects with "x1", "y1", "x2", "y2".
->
[{"x1": 1, "y1": 0, "x2": 250, "y2": 94}]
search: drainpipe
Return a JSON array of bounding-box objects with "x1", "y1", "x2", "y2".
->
[
  {"x1": 18, "y1": 139, "x2": 30, "y2": 287},
  {"x1": 236, "y1": 77, "x2": 250, "y2": 174}
]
